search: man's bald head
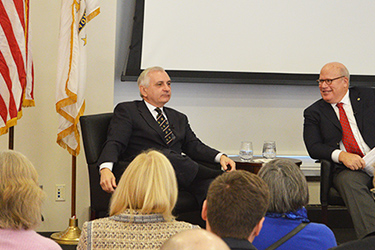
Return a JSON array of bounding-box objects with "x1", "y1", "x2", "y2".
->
[{"x1": 161, "y1": 229, "x2": 230, "y2": 250}]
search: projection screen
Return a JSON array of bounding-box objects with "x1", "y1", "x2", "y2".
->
[{"x1": 122, "y1": 0, "x2": 375, "y2": 86}]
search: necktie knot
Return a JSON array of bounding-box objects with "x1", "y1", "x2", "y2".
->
[
  {"x1": 155, "y1": 107, "x2": 162, "y2": 115},
  {"x1": 154, "y1": 107, "x2": 174, "y2": 144},
  {"x1": 336, "y1": 102, "x2": 344, "y2": 109}
]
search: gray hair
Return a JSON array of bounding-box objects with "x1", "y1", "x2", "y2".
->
[
  {"x1": 137, "y1": 66, "x2": 166, "y2": 98},
  {"x1": 258, "y1": 159, "x2": 309, "y2": 213},
  {"x1": 338, "y1": 64, "x2": 350, "y2": 82},
  {"x1": 137, "y1": 66, "x2": 165, "y2": 88}
]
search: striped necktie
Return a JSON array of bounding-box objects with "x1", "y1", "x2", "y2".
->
[
  {"x1": 336, "y1": 102, "x2": 364, "y2": 157},
  {"x1": 155, "y1": 108, "x2": 174, "y2": 144}
]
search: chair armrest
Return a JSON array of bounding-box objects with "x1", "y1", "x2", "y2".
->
[{"x1": 320, "y1": 159, "x2": 332, "y2": 206}]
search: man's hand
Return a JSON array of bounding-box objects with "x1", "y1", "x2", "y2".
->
[
  {"x1": 100, "y1": 168, "x2": 117, "y2": 193},
  {"x1": 220, "y1": 155, "x2": 236, "y2": 172},
  {"x1": 339, "y1": 151, "x2": 366, "y2": 171}
]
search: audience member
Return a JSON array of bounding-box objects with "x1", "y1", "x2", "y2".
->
[
  {"x1": 202, "y1": 170, "x2": 270, "y2": 250},
  {"x1": 0, "y1": 150, "x2": 62, "y2": 250},
  {"x1": 303, "y1": 62, "x2": 375, "y2": 239},
  {"x1": 161, "y1": 228, "x2": 230, "y2": 250},
  {"x1": 97, "y1": 66, "x2": 235, "y2": 207},
  {"x1": 253, "y1": 159, "x2": 337, "y2": 250},
  {"x1": 77, "y1": 150, "x2": 198, "y2": 249}
]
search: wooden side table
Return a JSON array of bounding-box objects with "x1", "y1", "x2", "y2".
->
[{"x1": 230, "y1": 156, "x2": 302, "y2": 174}]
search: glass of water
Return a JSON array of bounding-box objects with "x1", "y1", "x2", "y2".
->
[
  {"x1": 239, "y1": 141, "x2": 253, "y2": 162},
  {"x1": 262, "y1": 141, "x2": 276, "y2": 159}
]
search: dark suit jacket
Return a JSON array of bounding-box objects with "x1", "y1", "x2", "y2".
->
[
  {"x1": 303, "y1": 87, "x2": 375, "y2": 171},
  {"x1": 97, "y1": 100, "x2": 220, "y2": 188}
]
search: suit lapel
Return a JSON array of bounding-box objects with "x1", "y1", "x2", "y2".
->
[
  {"x1": 320, "y1": 100, "x2": 341, "y2": 130},
  {"x1": 137, "y1": 101, "x2": 167, "y2": 144},
  {"x1": 349, "y1": 87, "x2": 363, "y2": 131}
]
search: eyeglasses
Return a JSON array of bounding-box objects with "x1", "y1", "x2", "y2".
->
[{"x1": 316, "y1": 76, "x2": 345, "y2": 85}]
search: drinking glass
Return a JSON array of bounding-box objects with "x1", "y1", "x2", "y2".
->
[
  {"x1": 239, "y1": 141, "x2": 253, "y2": 162},
  {"x1": 262, "y1": 141, "x2": 276, "y2": 159}
]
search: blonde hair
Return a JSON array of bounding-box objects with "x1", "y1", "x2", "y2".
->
[
  {"x1": 0, "y1": 150, "x2": 45, "y2": 229},
  {"x1": 109, "y1": 150, "x2": 178, "y2": 221}
]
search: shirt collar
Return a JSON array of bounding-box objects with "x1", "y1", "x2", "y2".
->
[
  {"x1": 144, "y1": 100, "x2": 164, "y2": 116},
  {"x1": 331, "y1": 89, "x2": 350, "y2": 109}
]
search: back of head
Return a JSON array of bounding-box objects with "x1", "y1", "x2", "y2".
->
[
  {"x1": 0, "y1": 150, "x2": 45, "y2": 229},
  {"x1": 258, "y1": 159, "x2": 309, "y2": 213},
  {"x1": 161, "y1": 229, "x2": 230, "y2": 250},
  {"x1": 109, "y1": 150, "x2": 178, "y2": 220},
  {"x1": 206, "y1": 170, "x2": 270, "y2": 239}
]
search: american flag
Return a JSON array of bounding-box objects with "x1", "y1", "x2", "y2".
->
[{"x1": 0, "y1": 0, "x2": 34, "y2": 136}]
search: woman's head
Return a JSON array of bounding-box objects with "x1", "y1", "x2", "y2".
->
[
  {"x1": 109, "y1": 150, "x2": 178, "y2": 220},
  {"x1": 258, "y1": 159, "x2": 309, "y2": 213},
  {"x1": 0, "y1": 150, "x2": 45, "y2": 229}
]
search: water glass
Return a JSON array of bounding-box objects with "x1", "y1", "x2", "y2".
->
[
  {"x1": 239, "y1": 141, "x2": 253, "y2": 162},
  {"x1": 262, "y1": 141, "x2": 276, "y2": 159}
]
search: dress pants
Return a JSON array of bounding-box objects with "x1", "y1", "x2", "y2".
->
[
  {"x1": 188, "y1": 164, "x2": 223, "y2": 207},
  {"x1": 333, "y1": 168, "x2": 375, "y2": 239}
]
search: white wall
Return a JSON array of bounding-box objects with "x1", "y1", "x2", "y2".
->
[{"x1": 0, "y1": 1, "x2": 116, "y2": 231}]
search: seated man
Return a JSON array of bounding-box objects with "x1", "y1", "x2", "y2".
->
[
  {"x1": 161, "y1": 229, "x2": 230, "y2": 250},
  {"x1": 97, "y1": 66, "x2": 235, "y2": 206},
  {"x1": 202, "y1": 170, "x2": 270, "y2": 250},
  {"x1": 303, "y1": 62, "x2": 375, "y2": 239}
]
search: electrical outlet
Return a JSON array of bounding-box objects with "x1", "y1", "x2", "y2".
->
[{"x1": 55, "y1": 184, "x2": 65, "y2": 201}]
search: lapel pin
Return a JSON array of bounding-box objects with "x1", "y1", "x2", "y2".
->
[{"x1": 357, "y1": 98, "x2": 360, "y2": 101}]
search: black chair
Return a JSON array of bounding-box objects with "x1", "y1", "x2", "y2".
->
[
  {"x1": 320, "y1": 159, "x2": 346, "y2": 224},
  {"x1": 80, "y1": 113, "x2": 203, "y2": 226}
]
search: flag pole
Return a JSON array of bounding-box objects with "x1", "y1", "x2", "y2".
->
[
  {"x1": 8, "y1": 126, "x2": 14, "y2": 150},
  {"x1": 51, "y1": 155, "x2": 81, "y2": 245},
  {"x1": 71, "y1": 155, "x2": 77, "y2": 216}
]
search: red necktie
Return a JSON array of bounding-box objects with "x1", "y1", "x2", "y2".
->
[{"x1": 336, "y1": 102, "x2": 364, "y2": 157}]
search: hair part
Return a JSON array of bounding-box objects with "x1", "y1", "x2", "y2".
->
[
  {"x1": 258, "y1": 159, "x2": 309, "y2": 213},
  {"x1": 0, "y1": 150, "x2": 45, "y2": 230},
  {"x1": 109, "y1": 150, "x2": 178, "y2": 221},
  {"x1": 206, "y1": 170, "x2": 270, "y2": 239}
]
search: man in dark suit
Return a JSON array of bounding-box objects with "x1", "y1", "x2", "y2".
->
[
  {"x1": 97, "y1": 66, "x2": 236, "y2": 205},
  {"x1": 303, "y1": 62, "x2": 375, "y2": 239}
]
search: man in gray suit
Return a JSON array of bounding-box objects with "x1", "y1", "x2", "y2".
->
[
  {"x1": 303, "y1": 62, "x2": 375, "y2": 239},
  {"x1": 97, "y1": 66, "x2": 236, "y2": 205}
]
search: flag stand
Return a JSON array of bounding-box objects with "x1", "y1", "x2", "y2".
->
[
  {"x1": 9, "y1": 126, "x2": 14, "y2": 150},
  {"x1": 51, "y1": 155, "x2": 81, "y2": 245}
]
